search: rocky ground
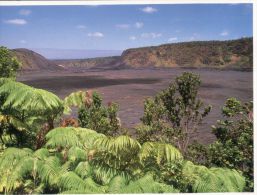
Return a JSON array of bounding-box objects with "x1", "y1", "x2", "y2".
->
[{"x1": 18, "y1": 68, "x2": 253, "y2": 144}]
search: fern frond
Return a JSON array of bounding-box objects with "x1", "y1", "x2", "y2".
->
[
  {"x1": 36, "y1": 156, "x2": 62, "y2": 186},
  {"x1": 75, "y1": 128, "x2": 105, "y2": 149},
  {"x1": 107, "y1": 175, "x2": 127, "y2": 193},
  {"x1": 33, "y1": 148, "x2": 50, "y2": 160},
  {"x1": 139, "y1": 142, "x2": 183, "y2": 165},
  {"x1": 58, "y1": 171, "x2": 103, "y2": 193},
  {"x1": 0, "y1": 79, "x2": 63, "y2": 118},
  {"x1": 94, "y1": 135, "x2": 141, "y2": 156},
  {"x1": 182, "y1": 161, "x2": 245, "y2": 192},
  {"x1": 67, "y1": 146, "x2": 87, "y2": 162},
  {"x1": 120, "y1": 173, "x2": 178, "y2": 193},
  {"x1": 45, "y1": 127, "x2": 82, "y2": 148},
  {"x1": 74, "y1": 161, "x2": 92, "y2": 179},
  {"x1": 63, "y1": 91, "x2": 86, "y2": 114}
]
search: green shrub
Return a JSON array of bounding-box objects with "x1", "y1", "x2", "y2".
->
[{"x1": 136, "y1": 72, "x2": 211, "y2": 154}]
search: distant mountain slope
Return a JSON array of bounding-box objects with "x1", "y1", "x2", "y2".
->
[
  {"x1": 120, "y1": 37, "x2": 253, "y2": 70},
  {"x1": 12, "y1": 48, "x2": 63, "y2": 71},
  {"x1": 53, "y1": 56, "x2": 121, "y2": 70}
]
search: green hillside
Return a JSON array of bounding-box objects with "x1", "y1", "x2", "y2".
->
[{"x1": 120, "y1": 37, "x2": 253, "y2": 70}]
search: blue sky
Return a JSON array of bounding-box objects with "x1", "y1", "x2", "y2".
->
[{"x1": 0, "y1": 4, "x2": 253, "y2": 58}]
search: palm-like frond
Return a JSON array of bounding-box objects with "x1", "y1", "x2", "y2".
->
[
  {"x1": 36, "y1": 156, "x2": 62, "y2": 186},
  {"x1": 182, "y1": 161, "x2": 245, "y2": 192},
  {"x1": 0, "y1": 114, "x2": 29, "y2": 131},
  {"x1": 74, "y1": 161, "x2": 92, "y2": 179},
  {"x1": 33, "y1": 148, "x2": 50, "y2": 160},
  {"x1": 94, "y1": 135, "x2": 141, "y2": 156},
  {"x1": 0, "y1": 79, "x2": 63, "y2": 119},
  {"x1": 45, "y1": 127, "x2": 82, "y2": 148},
  {"x1": 74, "y1": 127, "x2": 105, "y2": 149},
  {"x1": 120, "y1": 173, "x2": 178, "y2": 193},
  {"x1": 58, "y1": 171, "x2": 103, "y2": 193},
  {"x1": 139, "y1": 142, "x2": 183, "y2": 165},
  {"x1": 92, "y1": 164, "x2": 130, "y2": 185},
  {"x1": 45, "y1": 127, "x2": 103, "y2": 150},
  {"x1": 5, "y1": 157, "x2": 34, "y2": 192},
  {"x1": 63, "y1": 91, "x2": 86, "y2": 114},
  {"x1": 0, "y1": 147, "x2": 63, "y2": 193},
  {"x1": 0, "y1": 148, "x2": 35, "y2": 193},
  {"x1": 67, "y1": 146, "x2": 87, "y2": 162},
  {"x1": 0, "y1": 147, "x2": 32, "y2": 172},
  {"x1": 107, "y1": 175, "x2": 127, "y2": 193}
]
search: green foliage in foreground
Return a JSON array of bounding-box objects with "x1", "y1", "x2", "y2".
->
[
  {"x1": 136, "y1": 72, "x2": 211, "y2": 153},
  {"x1": 0, "y1": 127, "x2": 245, "y2": 194},
  {"x1": 0, "y1": 78, "x2": 64, "y2": 147},
  {"x1": 0, "y1": 46, "x2": 21, "y2": 78},
  {"x1": 208, "y1": 98, "x2": 253, "y2": 190},
  {"x1": 0, "y1": 72, "x2": 252, "y2": 193},
  {"x1": 64, "y1": 90, "x2": 122, "y2": 136}
]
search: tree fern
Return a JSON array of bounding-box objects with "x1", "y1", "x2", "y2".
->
[
  {"x1": 74, "y1": 161, "x2": 92, "y2": 179},
  {"x1": 58, "y1": 171, "x2": 103, "y2": 193},
  {"x1": 139, "y1": 142, "x2": 183, "y2": 165},
  {"x1": 107, "y1": 175, "x2": 127, "y2": 193},
  {"x1": 120, "y1": 173, "x2": 178, "y2": 193},
  {"x1": 36, "y1": 156, "x2": 62, "y2": 186},
  {"x1": 92, "y1": 164, "x2": 131, "y2": 185},
  {"x1": 67, "y1": 146, "x2": 87, "y2": 162},
  {"x1": 45, "y1": 127, "x2": 82, "y2": 149},
  {"x1": 182, "y1": 161, "x2": 245, "y2": 192},
  {"x1": 0, "y1": 80, "x2": 63, "y2": 117},
  {"x1": 94, "y1": 135, "x2": 141, "y2": 156},
  {"x1": 74, "y1": 127, "x2": 105, "y2": 149},
  {"x1": 45, "y1": 127, "x2": 104, "y2": 150},
  {"x1": 63, "y1": 91, "x2": 87, "y2": 114}
]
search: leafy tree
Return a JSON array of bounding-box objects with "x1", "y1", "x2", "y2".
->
[
  {"x1": 208, "y1": 98, "x2": 253, "y2": 191},
  {"x1": 64, "y1": 90, "x2": 122, "y2": 136},
  {"x1": 136, "y1": 72, "x2": 211, "y2": 154},
  {"x1": 0, "y1": 46, "x2": 21, "y2": 78}
]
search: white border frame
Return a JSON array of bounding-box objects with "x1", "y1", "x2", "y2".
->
[{"x1": 0, "y1": 0, "x2": 256, "y2": 194}]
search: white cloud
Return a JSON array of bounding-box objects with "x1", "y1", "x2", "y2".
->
[
  {"x1": 220, "y1": 30, "x2": 229, "y2": 36},
  {"x1": 141, "y1": 6, "x2": 158, "y2": 13},
  {"x1": 20, "y1": 40, "x2": 27, "y2": 44},
  {"x1": 87, "y1": 32, "x2": 104, "y2": 38},
  {"x1": 135, "y1": 22, "x2": 144, "y2": 28},
  {"x1": 168, "y1": 37, "x2": 178, "y2": 42},
  {"x1": 141, "y1": 32, "x2": 162, "y2": 39},
  {"x1": 129, "y1": 36, "x2": 136, "y2": 41},
  {"x1": 76, "y1": 25, "x2": 86, "y2": 29},
  {"x1": 116, "y1": 24, "x2": 130, "y2": 29},
  {"x1": 4, "y1": 19, "x2": 27, "y2": 25},
  {"x1": 19, "y1": 9, "x2": 31, "y2": 16}
]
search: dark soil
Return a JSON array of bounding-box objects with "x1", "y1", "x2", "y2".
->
[{"x1": 17, "y1": 68, "x2": 253, "y2": 144}]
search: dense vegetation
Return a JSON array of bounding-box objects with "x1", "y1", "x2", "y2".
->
[
  {"x1": 121, "y1": 37, "x2": 253, "y2": 70},
  {"x1": 0, "y1": 48, "x2": 253, "y2": 193},
  {"x1": 0, "y1": 46, "x2": 21, "y2": 78}
]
